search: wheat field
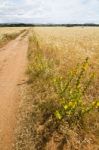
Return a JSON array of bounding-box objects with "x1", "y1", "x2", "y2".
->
[
  {"x1": 0, "y1": 27, "x2": 28, "y2": 47},
  {"x1": 14, "y1": 27, "x2": 99, "y2": 150},
  {"x1": 33, "y1": 27, "x2": 99, "y2": 62},
  {"x1": 0, "y1": 27, "x2": 27, "y2": 34},
  {"x1": 33, "y1": 27, "x2": 99, "y2": 89}
]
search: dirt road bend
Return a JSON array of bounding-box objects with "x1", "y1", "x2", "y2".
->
[{"x1": 0, "y1": 33, "x2": 28, "y2": 150}]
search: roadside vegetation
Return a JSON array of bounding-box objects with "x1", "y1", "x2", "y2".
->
[
  {"x1": 0, "y1": 28, "x2": 27, "y2": 47},
  {"x1": 15, "y1": 27, "x2": 99, "y2": 150}
]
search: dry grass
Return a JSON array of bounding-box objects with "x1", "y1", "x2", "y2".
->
[
  {"x1": 14, "y1": 27, "x2": 99, "y2": 150},
  {"x1": 0, "y1": 27, "x2": 27, "y2": 34},
  {"x1": 0, "y1": 27, "x2": 28, "y2": 47},
  {"x1": 33, "y1": 27, "x2": 99, "y2": 65}
]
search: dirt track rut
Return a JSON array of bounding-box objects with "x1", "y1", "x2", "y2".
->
[{"x1": 0, "y1": 33, "x2": 28, "y2": 150}]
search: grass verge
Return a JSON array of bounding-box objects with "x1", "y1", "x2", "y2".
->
[
  {"x1": 0, "y1": 29, "x2": 26, "y2": 48},
  {"x1": 14, "y1": 30, "x2": 99, "y2": 150}
]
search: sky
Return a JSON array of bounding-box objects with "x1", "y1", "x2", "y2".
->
[{"x1": 0, "y1": 0, "x2": 99, "y2": 24}]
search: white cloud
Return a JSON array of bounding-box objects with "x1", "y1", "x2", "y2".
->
[{"x1": 0, "y1": 0, "x2": 99, "y2": 23}]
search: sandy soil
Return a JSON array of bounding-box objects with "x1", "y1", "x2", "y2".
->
[{"x1": 0, "y1": 33, "x2": 28, "y2": 150}]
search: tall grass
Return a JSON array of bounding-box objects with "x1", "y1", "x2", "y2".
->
[
  {"x1": 53, "y1": 57, "x2": 98, "y2": 125},
  {"x1": 0, "y1": 29, "x2": 26, "y2": 47},
  {"x1": 25, "y1": 31, "x2": 99, "y2": 149}
]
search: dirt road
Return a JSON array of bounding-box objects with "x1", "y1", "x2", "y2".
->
[{"x1": 0, "y1": 33, "x2": 28, "y2": 150}]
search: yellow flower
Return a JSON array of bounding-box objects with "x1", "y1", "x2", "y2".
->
[
  {"x1": 54, "y1": 111, "x2": 62, "y2": 120},
  {"x1": 96, "y1": 101, "x2": 99, "y2": 108},
  {"x1": 64, "y1": 105, "x2": 68, "y2": 110},
  {"x1": 69, "y1": 101, "x2": 74, "y2": 107},
  {"x1": 92, "y1": 101, "x2": 96, "y2": 106}
]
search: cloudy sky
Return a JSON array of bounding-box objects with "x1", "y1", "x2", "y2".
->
[{"x1": 0, "y1": 0, "x2": 99, "y2": 24}]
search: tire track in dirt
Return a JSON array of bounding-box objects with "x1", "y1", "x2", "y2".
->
[{"x1": 0, "y1": 33, "x2": 28, "y2": 150}]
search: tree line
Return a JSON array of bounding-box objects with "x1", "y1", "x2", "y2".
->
[{"x1": 0, "y1": 23, "x2": 99, "y2": 27}]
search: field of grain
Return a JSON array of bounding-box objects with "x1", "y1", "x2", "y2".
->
[
  {"x1": 32, "y1": 27, "x2": 99, "y2": 99},
  {"x1": 14, "y1": 27, "x2": 99, "y2": 150},
  {"x1": 34, "y1": 27, "x2": 99, "y2": 64},
  {"x1": 0, "y1": 27, "x2": 27, "y2": 34},
  {"x1": 0, "y1": 27, "x2": 28, "y2": 47}
]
